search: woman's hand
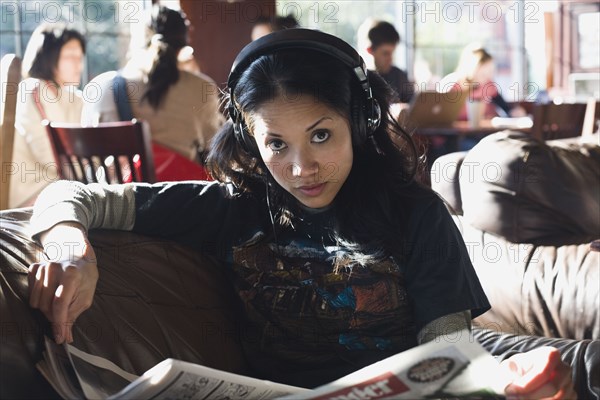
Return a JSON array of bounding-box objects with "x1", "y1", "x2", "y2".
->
[
  {"x1": 28, "y1": 222, "x2": 98, "y2": 344},
  {"x1": 501, "y1": 347, "x2": 576, "y2": 399}
]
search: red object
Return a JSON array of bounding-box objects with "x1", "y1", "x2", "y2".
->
[{"x1": 151, "y1": 142, "x2": 211, "y2": 181}]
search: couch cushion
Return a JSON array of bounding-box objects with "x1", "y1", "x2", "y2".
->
[
  {"x1": 455, "y1": 217, "x2": 600, "y2": 341},
  {"x1": 459, "y1": 131, "x2": 600, "y2": 245},
  {"x1": 430, "y1": 150, "x2": 468, "y2": 215}
]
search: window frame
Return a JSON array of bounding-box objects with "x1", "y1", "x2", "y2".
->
[{"x1": 0, "y1": 0, "x2": 154, "y2": 85}]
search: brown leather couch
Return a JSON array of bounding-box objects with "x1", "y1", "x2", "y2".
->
[
  {"x1": 1, "y1": 209, "x2": 248, "y2": 399},
  {"x1": 1, "y1": 131, "x2": 599, "y2": 397},
  {"x1": 431, "y1": 131, "x2": 599, "y2": 342},
  {"x1": 430, "y1": 130, "x2": 600, "y2": 396}
]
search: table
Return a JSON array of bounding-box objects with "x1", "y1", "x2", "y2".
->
[{"x1": 411, "y1": 119, "x2": 532, "y2": 161}]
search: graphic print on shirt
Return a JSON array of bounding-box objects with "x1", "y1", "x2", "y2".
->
[{"x1": 232, "y1": 237, "x2": 417, "y2": 357}]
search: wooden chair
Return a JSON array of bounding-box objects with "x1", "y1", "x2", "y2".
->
[
  {"x1": 0, "y1": 54, "x2": 21, "y2": 210},
  {"x1": 45, "y1": 120, "x2": 157, "y2": 184},
  {"x1": 530, "y1": 102, "x2": 588, "y2": 140},
  {"x1": 582, "y1": 99, "x2": 600, "y2": 136},
  {"x1": 507, "y1": 100, "x2": 535, "y2": 116}
]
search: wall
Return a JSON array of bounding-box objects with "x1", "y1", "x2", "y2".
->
[{"x1": 180, "y1": 0, "x2": 276, "y2": 87}]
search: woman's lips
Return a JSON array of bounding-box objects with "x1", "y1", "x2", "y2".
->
[{"x1": 297, "y1": 183, "x2": 326, "y2": 197}]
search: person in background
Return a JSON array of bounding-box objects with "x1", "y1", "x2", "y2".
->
[
  {"x1": 27, "y1": 29, "x2": 574, "y2": 398},
  {"x1": 439, "y1": 44, "x2": 527, "y2": 120},
  {"x1": 358, "y1": 19, "x2": 415, "y2": 103},
  {"x1": 251, "y1": 14, "x2": 300, "y2": 41},
  {"x1": 81, "y1": 5, "x2": 223, "y2": 167},
  {"x1": 9, "y1": 23, "x2": 85, "y2": 208}
]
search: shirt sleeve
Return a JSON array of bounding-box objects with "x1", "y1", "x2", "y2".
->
[
  {"x1": 30, "y1": 178, "x2": 266, "y2": 261},
  {"x1": 30, "y1": 180, "x2": 137, "y2": 240},
  {"x1": 132, "y1": 181, "x2": 265, "y2": 258},
  {"x1": 403, "y1": 196, "x2": 490, "y2": 331}
]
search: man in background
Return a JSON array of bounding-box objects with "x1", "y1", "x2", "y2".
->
[{"x1": 359, "y1": 19, "x2": 415, "y2": 103}]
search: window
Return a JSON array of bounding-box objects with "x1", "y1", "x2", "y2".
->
[
  {"x1": 0, "y1": 0, "x2": 153, "y2": 84},
  {"x1": 277, "y1": 0, "x2": 555, "y2": 101},
  {"x1": 571, "y1": 3, "x2": 600, "y2": 71},
  {"x1": 567, "y1": 1, "x2": 600, "y2": 100}
]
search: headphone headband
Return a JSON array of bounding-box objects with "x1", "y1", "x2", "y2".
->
[
  {"x1": 228, "y1": 29, "x2": 368, "y2": 91},
  {"x1": 227, "y1": 28, "x2": 381, "y2": 152}
]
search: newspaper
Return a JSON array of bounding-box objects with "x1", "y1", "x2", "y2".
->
[{"x1": 37, "y1": 329, "x2": 509, "y2": 400}]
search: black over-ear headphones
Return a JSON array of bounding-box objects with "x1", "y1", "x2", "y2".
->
[{"x1": 227, "y1": 28, "x2": 382, "y2": 153}]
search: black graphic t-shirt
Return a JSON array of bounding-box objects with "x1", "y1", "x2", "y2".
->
[{"x1": 133, "y1": 181, "x2": 490, "y2": 387}]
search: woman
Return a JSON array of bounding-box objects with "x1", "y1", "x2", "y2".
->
[
  {"x1": 10, "y1": 23, "x2": 85, "y2": 208},
  {"x1": 81, "y1": 5, "x2": 223, "y2": 166},
  {"x1": 29, "y1": 29, "x2": 574, "y2": 397},
  {"x1": 440, "y1": 44, "x2": 527, "y2": 120}
]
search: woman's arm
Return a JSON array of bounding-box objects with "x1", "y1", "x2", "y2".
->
[
  {"x1": 417, "y1": 311, "x2": 471, "y2": 344},
  {"x1": 30, "y1": 180, "x2": 136, "y2": 240},
  {"x1": 29, "y1": 180, "x2": 137, "y2": 343},
  {"x1": 29, "y1": 179, "x2": 254, "y2": 343},
  {"x1": 418, "y1": 313, "x2": 575, "y2": 398}
]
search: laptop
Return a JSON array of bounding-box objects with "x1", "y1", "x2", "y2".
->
[{"x1": 398, "y1": 90, "x2": 467, "y2": 129}]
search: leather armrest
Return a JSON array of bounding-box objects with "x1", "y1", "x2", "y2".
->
[{"x1": 460, "y1": 131, "x2": 600, "y2": 244}]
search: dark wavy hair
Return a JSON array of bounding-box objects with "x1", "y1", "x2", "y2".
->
[
  {"x1": 22, "y1": 23, "x2": 86, "y2": 84},
  {"x1": 208, "y1": 49, "x2": 431, "y2": 263},
  {"x1": 368, "y1": 20, "x2": 400, "y2": 49},
  {"x1": 142, "y1": 5, "x2": 189, "y2": 109}
]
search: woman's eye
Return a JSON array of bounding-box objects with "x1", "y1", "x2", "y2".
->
[
  {"x1": 312, "y1": 130, "x2": 330, "y2": 143},
  {"x1": 267, "y1": 139, "x2": 286, "y2": 152}
]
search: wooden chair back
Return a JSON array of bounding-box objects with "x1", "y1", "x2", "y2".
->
[
  {"x1": 45, "y1": 120, "x2": 156, "y2": 184},
  {"x1": 1, "y1": 54, "x2": 21, "y2": 209},
  {"x1": 530, "y1": 102, "x2": 588, "y2": 140},
  {"x1": 507, "y1": 101, "x2": 535, "y2": 116},
  {"x1": 582, "y1": 99, "x2": 600, "y2": 136}
]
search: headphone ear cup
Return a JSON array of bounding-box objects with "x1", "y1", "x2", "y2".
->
[
  {"x1": 229, "y1": 103, "x2": 256, "y2": 155},
  {"x1": 351, "y1": 96, "x2": 367, "y2": 145},
  {"x1": 235, "y1": 121, "x2": 255, "y2": 154},
  {"x1": 239, "y1": 122, "x2": 256, "y2": 154},
  {"x1": 351, "y1": 97, "x2": 382, "y2": 145},
  {"x1": 367, "y1": 98, "x2": 382, "y2": 135}
]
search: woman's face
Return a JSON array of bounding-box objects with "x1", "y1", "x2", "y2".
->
[
  {"x1": 251, "y1": 94, "x2": 353, "y2": 209},
  {"x1": 54, "y1": 39, "x2": 84, "y2": 86}
]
